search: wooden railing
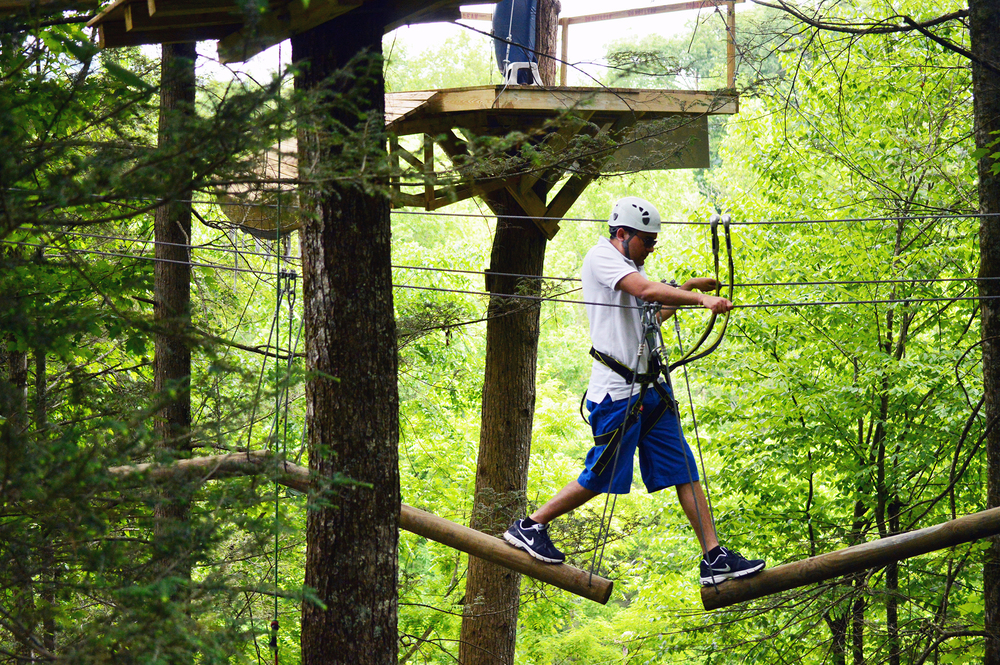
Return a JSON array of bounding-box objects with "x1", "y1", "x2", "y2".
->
[{"x1": 461, "y1": 0, "x2": 741, "y2": 88}]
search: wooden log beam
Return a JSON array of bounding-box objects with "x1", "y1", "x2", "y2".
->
[
  {"x1": 108, "y1": 452, "x2": 614, "y2": 605},
  {"x1": 701, "y1": 507, "x2": 1000, "y2": 610}
]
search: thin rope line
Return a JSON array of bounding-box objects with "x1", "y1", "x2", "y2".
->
[
  {"x1": 5, "y1": 240, "x2": 997, "y2": 310},
  {"x1": 247, "y1": 289, "x2": 284, "y2": 452},
  {"x1": 272, "y1": 119, "x2": 284, "y2": 633},
  {"x1": 13, "y1": 188, "x2": 998, "y2": 225},
  {"x1": 3, "y1": 239, "x2": 280, "y2": 277},
  {"x1": 17, "y1": 233, "x2": 999, "y2": 290},
  {"x1": 389, "y1": 208, "x2": 999, "y2": 225},
  {"x1": 732, "y1": 276, "x2": 991, "y2": 288},
  {"x1": 394, "y1": 283, "x2": 999, "y2": 310},
  {"x1": 672, "y1": 316, "x2": 718, "y2": 580}
]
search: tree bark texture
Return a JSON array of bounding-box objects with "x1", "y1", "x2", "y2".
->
[
  {"x1": 535, "y1": 0, "x2": 560, "y2": 85},
  {"x1": 3, "y1": 341, "x2": 27, "y2": 431},
  {"x1": 34, "y1": 349, "x2": 56, "y2": 654},
  {"x1": 852, "y1": 590, "x2": 864, "y2": 665},
  {"x1": 153, "y1": 42, "x2": 196, "y2": 574},
  {"x1": 292, "y1": 14, "x2": 400, "y2": 665},
  {"x1": 824, "y1": 609, "x2": 848, "y2": 665},
  {"x1": 459, "y1": 191, "x2": 547, "y2": 665},
  {"x1": 154, "y1": 43, "x2": 195, "y2": 454},
  {"x1": 3, "y1": 341, "x2": 32, "y2": 659},
  {"x1": 973, "y1": 1, "x2": 1000, "y2": 662}
]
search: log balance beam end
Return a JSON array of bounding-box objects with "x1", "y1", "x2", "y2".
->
[
  {"x1": 108, "y1": 451, "x2": 614, "y2": 605},
  {"x1": 701, "y1": 506, "x2": 1000, "y2": 610}
]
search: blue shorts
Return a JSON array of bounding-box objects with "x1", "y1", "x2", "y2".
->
[{"x1": 578, "y1": 386, "x2": 699, "y2": 495}]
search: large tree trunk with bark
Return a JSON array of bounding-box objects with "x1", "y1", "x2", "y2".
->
[
  {"x1": 153, "y1": 42, "x2": 196, "y2": 577},
  {"x1": 535, "y1": 0, "x2": 560, "y2": 85},
  {"x1": 458, "y1": 6, "x2": 559, "y2": 660},
  {"x1": 459, "y1": 192, "x2": 546, "y2": 665},
  {"x1": 3, "y1": 341, "x2": 32, "y2": 659},
  {"x1": 292, "y1": 15, "x2": 400, "y2": 665},
  {"x1": 974, "y1": 1, "x2": 1000, "y2": 662}
]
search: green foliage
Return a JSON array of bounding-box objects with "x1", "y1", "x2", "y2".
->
[{"x1": 384, "y1": 30, "x2": 498, "y2": 93}]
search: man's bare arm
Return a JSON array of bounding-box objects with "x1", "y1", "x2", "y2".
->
[{"x1": 617, "y1": 273, "x2": 731, "y2": 314}]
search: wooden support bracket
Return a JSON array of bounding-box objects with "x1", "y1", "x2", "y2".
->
[
  {"x1": 126, "y1": 1, "x2": 238, "y2": 30},
  {"x1": 147, "y1": 0, "x2": 238, "y2": 16},
  {"x1": 701, "y1": 506, "x2": 1000, "y2": 610},
  {"x1": 108, "y1": 451, "x2": 614, "y2": 604},
  {"x1": 216, "y1": 0, "x2": 362, "y2": 64}
]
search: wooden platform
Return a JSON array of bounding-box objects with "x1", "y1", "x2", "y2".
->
[
  {"x1": 214, "y1": 85, "x2": 736, "y2": 237},
  {"x1": 86, "y1": 0, "x2": 463, "y2": 60},
  {"x1": 386, "y1": 85, "x2": 738, "y2": 236},
  {"x1": 387, "y1": 85, "x2": 736, "y2": 132}
]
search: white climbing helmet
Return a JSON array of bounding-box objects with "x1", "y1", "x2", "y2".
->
[{"x1": 608, "y1": 196, "x2": 661, "y2": 233}]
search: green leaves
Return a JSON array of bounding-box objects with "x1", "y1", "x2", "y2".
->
[
  {"x1": 43, "y1": 27, "x2": 99, "y2": 63},
  {"x1": 104, "y1": 60, "x2": 155, "y2": 92}
]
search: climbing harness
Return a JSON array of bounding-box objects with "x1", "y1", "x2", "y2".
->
[
  {"x1": 588, "y1": 300, "x2": 675, "y2": 582},
  {"x1": 587, "y1": 213, "x2": 736, "y2": 583},
  {"x1": 586, "y1": 330, "x2": 677, "y2": 477},
  {"x1": 669, "y1": 213, "x2": 734, "y2": 372}
]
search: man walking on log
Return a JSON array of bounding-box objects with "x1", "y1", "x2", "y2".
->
[{"x1": 504, "y1": 196, "x2": 766, "y2": 586}]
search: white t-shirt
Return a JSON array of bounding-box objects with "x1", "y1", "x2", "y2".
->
[{"x1": 582, "y1": 237, "x2": 655, "y2": 402}]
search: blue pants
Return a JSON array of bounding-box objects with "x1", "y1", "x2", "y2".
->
[
  {"x1": 492, "y1": 0, "x2": 537, "y2": 82},
  {"x1": 578, "y1": 387, "x2": 700, "y2": 495}
]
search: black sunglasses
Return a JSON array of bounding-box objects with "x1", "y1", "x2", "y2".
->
[{"x1": 636, "y1": 234, "x2": 657, "y2": 249}]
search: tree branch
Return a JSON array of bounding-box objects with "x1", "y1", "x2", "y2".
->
[{"x1": 752, "y1": 0, "x2": 967, "y2": 36}]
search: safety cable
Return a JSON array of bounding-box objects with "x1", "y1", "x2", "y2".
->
[
  {"x1": 5, "y1": 232, "x2": 998, "y2": 311},
  {"x1": 3, "y1": 238, "x2": 280, "y2": 278},
  {"x1": 587, "y1": 303, "x2": 648, "y2": 584},
  {"x1": 390, "y1": 208, "x2": 1000, "y2": 226},
  {"x1": 269, "y1": 94, "x2": 286, "y2": 665},
  {"x1": 5, "y1": 235, "x2": 999, "y2": 311},
  {"x1": 17, "y1": 230, "x2": 1000, "y2": 291},
  {"x1": 12, "y1": 186, "x2": 999, "y2": 225},
  {"x1": 667, "y1": 215, "x2": 725, "y2": 369},
  {"x1": 670, "y1": 313, "x2": 720, "y2": 593},
  {"x1": 16, "y1": 233, "x2": 1000, "y2": 293},
  {"x1": 5, "y1": 237, "x2": 999, "y2": 312}
]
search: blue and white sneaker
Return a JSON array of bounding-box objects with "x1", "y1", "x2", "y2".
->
[
  {"x1": 699, "y1": 546, "x2": 765, "y2": 585},
  {"x1": 504, "y1": 519, "x2": 565, "y2": 564}
]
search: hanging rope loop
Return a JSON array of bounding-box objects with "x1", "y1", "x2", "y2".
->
[{"x1": 669, "y1": 213, "x2": 734, "y2": 371}]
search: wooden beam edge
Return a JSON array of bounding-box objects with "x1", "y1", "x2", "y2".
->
[
  {"x1": 107, "y1": 451, "x2": 614, "y2": 604},
  {"x1": 701, "y1": 506, "x2": 1000, "y2": 610}
]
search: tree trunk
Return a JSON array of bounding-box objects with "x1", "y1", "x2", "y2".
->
[
  {"x1": 852, "y1": 577, "x2": 865, "y2": 665},
  {"x1": 4, "y1": 341, "x2": 33, "y2": 659},
  {"x1": 153, "y1": 42, "x2": 196, "y2": 578},
  {"x1": 292, "y1": 15, "x2": 400, "y2": 665},
  {"x1": 34, "y1": 349, "x2": 56, "y2": 654},
  {"x1": 535, "y1": 0, "x2": 560, "y2": 85},
  {"x1": 3, "y1": 338, "x2": 27, "y2": 430},
  {"x1": 824, "y1": 609, "x2": 848, "y2": 665},
  {"x1": 887, "y1": 501, "x2": 901, "y2": 665},
  {"x1": 459, "y1": 192, "x2": 546, "y2": 665},
  {"x1": 973, "y1": 1, "x2": 1000, "y2": 663}
]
